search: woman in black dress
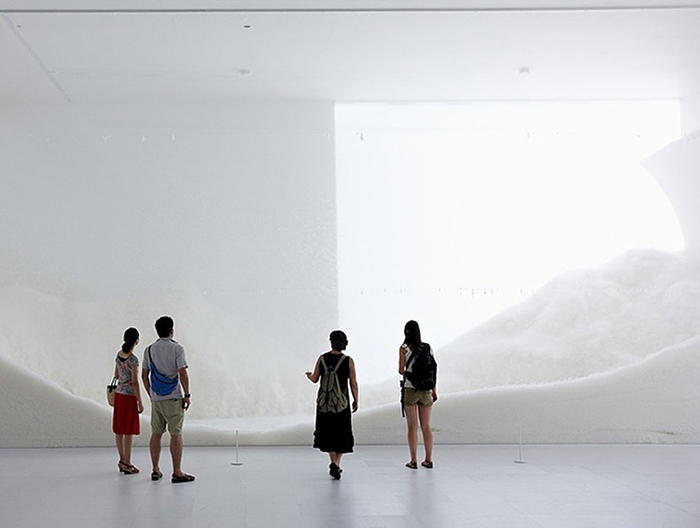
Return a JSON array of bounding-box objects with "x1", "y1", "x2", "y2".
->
[{"x1": 306, "y1": 330, "x2": 359, "y2": 480}]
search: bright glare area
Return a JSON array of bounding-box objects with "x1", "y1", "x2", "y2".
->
[{"x1": 336, "y1": 102, "x2": 683, "y2": 382}]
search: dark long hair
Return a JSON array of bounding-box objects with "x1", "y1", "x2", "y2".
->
[
  {"x1": 122, "y1": 327, "x2": 139, "y2": 354},
  {"x1": 403, "y1": 320, "x2": 425, "y2": 352}
]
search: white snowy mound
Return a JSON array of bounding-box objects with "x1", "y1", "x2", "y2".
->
[
  {"x1": 0, "y1": 353, "x2": 241, "y2": 447},
  {"x1": 435, "y1": 248, "x2": 700, "y2": 394},
  {"x1": 2, "y1": 248, "x2": 700, "y2": 446},
  {"x1": 0, "y1": 353, "x2": 118, "y2": 447},
  {"x1": 3, "y1": 332, "x2": 698, "y2": 447},
  {"x1": 250, "y1": 334, "x2": 700, "y2": 445},
  {"x1": 0, "y1": 285, "x2": 315, "y2": 420}
]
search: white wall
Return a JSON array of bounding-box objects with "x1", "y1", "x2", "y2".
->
[
  {"x1": 680, "y1": 92, "x2": 700, "y2": 135},
  {"x1": 0, "y1": 102, "x2": 338, "y2": 352},
  {"x1": 644, "y1": 131, "x2": 700, "y2": 255}
]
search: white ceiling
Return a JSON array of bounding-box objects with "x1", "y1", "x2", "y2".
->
[{"x1": 2, "y1": 0, "x2": 700, "y2": 103}]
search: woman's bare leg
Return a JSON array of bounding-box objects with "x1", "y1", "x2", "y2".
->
[
  {"x1": 123, "y1": 435, "x2": 134, "y2": 465},
  {"x1": 418, "y1": 404, "x2": 434, "y2": 463},
  {"x1": 115, "y1": 434, "x2": 126, "y2": 463},
  {"x1": 405, "y1": 405, "x2": 419, "y2": 463}
]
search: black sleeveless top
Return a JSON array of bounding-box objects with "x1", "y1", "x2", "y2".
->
[{"x1": 320, "y1": 352, "x2": 351, "y2": 396}]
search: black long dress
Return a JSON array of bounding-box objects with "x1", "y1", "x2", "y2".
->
[{"x1": 313, "y1": 352, "x2": 354, "y2": 453}]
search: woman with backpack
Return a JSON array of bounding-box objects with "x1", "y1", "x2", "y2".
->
[
  {"x1": 306, "y1": 330, "x2": 359, "y2": 480},
  {"x1": 399, "y1": 320, "x2": 438, "y2": 469}
]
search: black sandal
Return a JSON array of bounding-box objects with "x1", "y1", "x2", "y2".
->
[
  {"x1": 171, "y1": 473, "x2": 195, "y2": 483},
  {"x1": 151, "y1": 470, "x2": 163, "y2": 481},
  {"x1": 405, "y1": 461, "x2": 418, "y2": 469},
  {"x1": 329, "y1": 463, "x2": 341, "y2": 480}
]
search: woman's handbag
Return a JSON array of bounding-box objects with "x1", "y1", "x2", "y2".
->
[{"x1": 106, "y1": 377, "x2": 118, "y2": 406}]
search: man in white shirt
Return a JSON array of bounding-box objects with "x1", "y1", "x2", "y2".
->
[{"x1": 142, "y1": 315, "x2": 194, "y2": 483}]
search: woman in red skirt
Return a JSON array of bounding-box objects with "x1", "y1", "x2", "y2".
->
[{"x1": 113, "y1": 327, "x2": 144, "y2": 474}]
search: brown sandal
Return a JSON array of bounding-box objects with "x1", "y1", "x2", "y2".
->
[{"x1": 119, "y1": 462, "x2": 139, "y2": 475}]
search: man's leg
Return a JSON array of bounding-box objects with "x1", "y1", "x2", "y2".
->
[
  {"x1": 161, "y1": 399, "x2": 192, "y2": 482},
  {"x1": 150, "y1": 433, "x2": 163, "y2": 473},
  {"x1": 170, "y1": 434, "x2": 184, "y2": 476}
]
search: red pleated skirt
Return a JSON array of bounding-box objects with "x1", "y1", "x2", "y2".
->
[{"x1": 112, "y1": 392, "x2": 140, "y2": 435}]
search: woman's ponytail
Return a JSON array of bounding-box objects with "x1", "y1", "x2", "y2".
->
[{"x1": 121, "y1": 327, "x2": 140, "y2": 354}]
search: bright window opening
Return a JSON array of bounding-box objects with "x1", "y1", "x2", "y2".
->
[{"x1": 336, "y1": 102, "x2": 683, "y2": 382}]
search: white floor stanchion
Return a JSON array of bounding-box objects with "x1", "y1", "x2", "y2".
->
[
  {"x1": 514, "y1": 427, "x2": 527, "y2": 464},
  {"x1": 231, "y1": 429, "x2": 244, "y2": 466}
]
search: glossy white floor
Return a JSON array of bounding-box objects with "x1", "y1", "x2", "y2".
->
[{"x1": 1, "y1": 444, "x2": 699, "y2": 528}]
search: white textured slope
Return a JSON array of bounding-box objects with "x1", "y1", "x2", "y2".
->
[
  {"x1": 0, "y1": 285, "x2": 315, "y2": 420},
  {"x1": 258, "y1": 334, "x2": 700, "y2": 446},
  {"x1": 0, "y1": 353, "x2": 119, "y2": 447},
  {"x1": 0, "y1": 352, "x2": 245, "y2": 448},
  {"x1": 1, "y1": 323, "x2": 699, "y2": 447},
  {"x1": 2, "y1": 248, "x2": 700, "y2": 446},
  {"x1": 357, "y1": 249, "x2": 700, "y2": 409},
  {"x1": 436, "y1": 248, "x2": 700, "y2": 394}
]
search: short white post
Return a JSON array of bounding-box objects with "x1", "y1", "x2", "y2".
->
[
  {"x1": 231, "y1": 429, "x2": 244, "y2": 466},
  {"x1": 514, "y1": 427, "x2": 527, "y2": 464}
]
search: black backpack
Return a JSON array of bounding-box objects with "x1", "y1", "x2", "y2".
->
[{"x1": 405, "y1": 344, "x2": 437, "y2": 391}]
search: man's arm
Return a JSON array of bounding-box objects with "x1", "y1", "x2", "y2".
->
[
  {"x1": 141, "y1": 366, "x2": 151, "y2": 399},
  {"x1": 179, "y1": 367, "x2": 191, "y2": 410}
]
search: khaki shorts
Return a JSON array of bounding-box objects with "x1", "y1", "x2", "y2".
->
[
  {"x1": 151, "y1": 399, "x2": 185, "y2": 435},
  {"x1": 403, "y1": 387, "x2": 434, "y2": 407}
]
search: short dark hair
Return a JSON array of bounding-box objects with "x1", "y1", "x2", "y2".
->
[
  {"x1": 155, "y1": 316, "x2": 174, "y2": 338},
  {"x1": 329, "y1": 330, "x2": 348, "y2": 351}
]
